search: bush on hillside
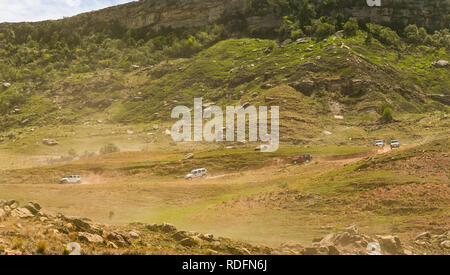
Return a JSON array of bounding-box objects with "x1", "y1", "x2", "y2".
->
[
  {"x1": 367, "y1": 24, "x2": 401, "y2": 46},
  {"x1": 381, "y1": 106, "x2": 394, "y2": 123},
  {"x1": 100, "y1": 143, "x2": 120, "y2": 155},
  {"x1": 404, "y1": 24, "x2": 429, "y2": 44},
  {"x1": 314, "y1": 22, "x2": 335, "y2": 40},
  {"x1": 343, "y1": 17, "x2": 359, "y2": 37}
]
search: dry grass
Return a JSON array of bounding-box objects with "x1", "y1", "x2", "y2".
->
[{"x1": 0, "y1": 127, "x2": 448, "y2": 249}]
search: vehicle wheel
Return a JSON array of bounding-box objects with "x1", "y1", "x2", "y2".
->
[{"x1": 293, "y1": 161, "x2": 298, "y2": 165}]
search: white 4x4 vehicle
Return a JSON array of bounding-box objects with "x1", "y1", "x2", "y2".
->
[
  {"x1": 60, "y1": 175, "x2": 82, "y2": 184},
  {"x1": 185, "y1": 168, "x2": 208, "y2": 180},
  {"x1": 374, "y1": 140, "x2": 385, "y2": 147},
  {"x1": 390, "y1": 140, "x2": 400, "y2": 149}
]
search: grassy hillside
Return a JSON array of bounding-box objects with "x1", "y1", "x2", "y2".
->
[
  {"x1": 1, "y1": 33, "x2": 449, "y2": 134},
  {"x1": 0, "y1": 1, "x2": 449, "y2": 135}
]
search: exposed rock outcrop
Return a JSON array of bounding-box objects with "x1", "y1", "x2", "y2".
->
[
  {"x1": 302, "y1": 225, "x2": 405, "y2": 255},
  {"x1": 433, "y1": 60, "x2": 449, "y2": 68},
  {"x1": 1, "y1": 199, "x2": 446, "y2": 255},
  {"x1": 63, "y1": 0, "x2": 449, "y2": 34},
  {"x1": 0, "y1": 199, "x2": 275, "y2": 255},
  {"x1": 10, "y1": 208, "x2": 34, "y2": 219},
  {"x1": 78, "y1": 232, "x2": 104, "y2": 244},
  {"x1": 414, "y1": 230, "x2": 450, "y2": 252}
]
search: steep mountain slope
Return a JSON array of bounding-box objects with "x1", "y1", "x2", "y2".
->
[
  {"x1": 1, "y1": 36, "x2": 448, "y2": 146},
  {"x1": 0, "y1": 1, "x2": 449, "y2": 138}
]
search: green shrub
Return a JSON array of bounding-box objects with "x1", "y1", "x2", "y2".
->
[
  {"x1": 291, "y1": 29, "x2": 304, "y2": 39},
  {"x1": 278, "y1": 16, "x2": 302, "y2": 39},
  {"x1": 279, "y1": 182, "x2": 289, "y2": 189},
  {"x1": 68, "y1": 148, "x2": 77, "y2": 157},
  {"x1": 314, "y1": 22, "x2": 335, "y2": 40},
  {"x1": 343, "y1": 18, "x2": 359, "y2": 37},
  {"x1": 367, "y1": 23, "x2": 400, "y2": 46},
  {"x1": 163, "y1": 36, "x2": 203, "y2": 58},
  {"x1": 381, "y1": 107, "x2": 394, "y2": 123},
  {"x1": 404, "y1": 24, "x2": 424, "y2": 44},
  {"x1": 0, "y1": 89, "x2": 27, "y2": 115},
  {"x1": 37, "y1": 242, "x2": 47, "y2": 254},
  {"x1": 100, "y1": 143, "x2": 120, "y2": 155}
]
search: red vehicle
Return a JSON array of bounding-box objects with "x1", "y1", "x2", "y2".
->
[{"x1": 292, "y1": 154, "x2": 312, "y2": 164}]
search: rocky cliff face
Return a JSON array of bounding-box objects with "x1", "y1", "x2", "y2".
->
[
  {"x1": 341, "y1": 0, "x2": 450, "y2": 30},
  {"x1": 86, "y1": 0, "x2": 448, "y2": 31},
  {"x1": 91, "y1": 0, "x2": 250, "y2": 30}
]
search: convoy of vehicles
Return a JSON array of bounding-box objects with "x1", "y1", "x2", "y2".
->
[
  {"x1": 62, "y1": 140, "x2": 400, "y2": 183},
  {"x1": 374, "y1": 139, "x2": 401, "y2": 149}
]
